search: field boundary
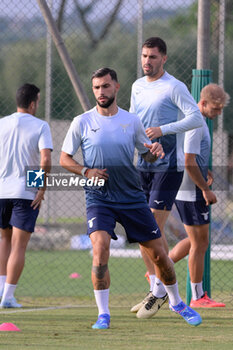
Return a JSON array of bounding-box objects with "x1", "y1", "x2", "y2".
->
[{"x1": 0, "y1": 304, "x2": 133, "y2": 315}]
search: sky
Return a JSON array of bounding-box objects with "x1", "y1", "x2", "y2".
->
[{"x1": 0, "y1": 0, "x2": 196, "y2": 20}]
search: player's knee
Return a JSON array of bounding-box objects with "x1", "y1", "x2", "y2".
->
[
  {"x1": 202, "y1": 237, "x2": 209, "y2": 252},
  {"x1": 193, "y1": 235, "x2": 209, "y2": 253},
  {"x1": 92, "y1": 243, "x2": 109, "y2": 262},
  {"x1": 150, "y1": 250, "x2": 166, "y2": 266}
]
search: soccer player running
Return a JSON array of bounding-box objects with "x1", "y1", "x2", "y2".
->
[
  {"x1": 0, "y1": 84, "x2": 52, "y2": 308},
  {"x1": 168, "y1": 84, "x2": 229, "y2": 307},
  {"x1": 60, "y1": 67, "x2": 202, "y2": 329},
  {"x1": 130, "y1": 37, "x2": 203, "y2": 318}
]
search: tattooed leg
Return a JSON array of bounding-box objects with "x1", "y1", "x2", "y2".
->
[{"x1": 92, "y1": 264, "x2": 110, "y2": 290}]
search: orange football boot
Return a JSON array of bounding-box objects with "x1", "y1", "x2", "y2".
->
[{"x1": 190, "y1": 292, "x2": 225, "y2": 308}]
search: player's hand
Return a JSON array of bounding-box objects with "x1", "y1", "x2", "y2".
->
[
  {"x1": 31, "y1": 189, "x2": 45, "y2": 210},
  {"x1": 85, "y1": 168, "x2": 109, "y2": 181},
  {"x1": 145, "y1": 127, "x2": 163, "y2": 140},
  {"x1": 207, "y1": 170, "x2": 214, "y2": 186},
  {"x1": 202, "y1": 189, "x2": 217, "y2": 206},
  {"x1": 144, "y1": 142, "x2": 165, "y2": 159}
]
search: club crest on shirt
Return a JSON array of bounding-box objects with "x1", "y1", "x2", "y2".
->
[{"x1": 120, "y1": 124, "x2": 129, "y2": 133}]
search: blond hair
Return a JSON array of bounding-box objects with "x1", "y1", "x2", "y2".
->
[{"x1": 200, "y1": 83, "x2": 230, "y2": 107}]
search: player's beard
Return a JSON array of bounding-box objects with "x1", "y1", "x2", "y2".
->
[
  {"x1": 143, "y1": 59, "x2": 164, "y2": 78},
  {"x1": 143, "y1": 65, "x2": 160, "y2": 77},
  {"x1": 96, "y1": 96, "x2": 115, "y2": 108}
]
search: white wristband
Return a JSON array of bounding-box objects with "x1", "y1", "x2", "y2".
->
[{"x1": 81, "y1": 167, "x2": 88, "y2": 177}]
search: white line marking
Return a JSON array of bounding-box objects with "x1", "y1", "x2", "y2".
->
[
  {"x1": 0, "y1": 304, "x2": 92, "y2": 314},
  {"x1": 0, "y1": 304, "x2": 126, "y2": 314}
]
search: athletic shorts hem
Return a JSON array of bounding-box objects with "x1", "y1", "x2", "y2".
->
[
  {"x1": 139, "y1": 171, "x2": 183, "y2": 211},
  {"x1": 88, "y1": 228, "x2": 117, "y2": 240},
  {"x1": 0, "y1": 198, "x2": 39, "y2": 233},
  {"x1": 175, "y1": 199, "x2": 210, "y2": 226},
  {"x1": 86, "y1": 205, "x2": 161, "y2": 243}
]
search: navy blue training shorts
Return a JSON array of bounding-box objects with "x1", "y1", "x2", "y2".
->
[
  {"x1": 0, "y1": 198, "x2": 39, "y2": 233},
  {"x1": 139, "y1": 171, "x2": 184, "y2": 211},
  {"x1": 175, "y1": 199, "x2": 210, "y2": 226},
  {"x1": 86, "y1": 205, "x2": 161, "y2": 243}
]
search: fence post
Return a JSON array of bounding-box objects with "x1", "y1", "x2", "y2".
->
[
  {"x1": 37, "y1": 0, "x2": 91, "y2": 112},
  {"x1": 186, "y1": 69, "x2": 212, "y2": 305}
]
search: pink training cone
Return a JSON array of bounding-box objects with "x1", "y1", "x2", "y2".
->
[
  {"x1": 0, "y1": 323, "x2": 21, "y2": 331},
  {"x1": 69, "y1": 272, "x2": 82, "y2": 279}
]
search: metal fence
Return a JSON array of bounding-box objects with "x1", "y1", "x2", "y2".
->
[{"x1": 0, "y1": 0, "x2": 233, "y2": 307}]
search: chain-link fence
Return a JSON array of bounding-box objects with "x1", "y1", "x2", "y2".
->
[{"x1": 0, "y1": 0, "x2": 232, "y2": 307}]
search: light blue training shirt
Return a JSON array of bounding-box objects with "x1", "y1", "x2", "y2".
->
[
  {"x1": 176, "y1": 116, "x2": 211, "y2": 202},
  {"x1": 62, "y1": 106, "x2": 152, "y2": 208},
  {"x1": 130, "y1": 71, "x2": 203, "y2": 172},
  {"x1": 0, "y1": 112, "x2": 53, "y2": 200}
]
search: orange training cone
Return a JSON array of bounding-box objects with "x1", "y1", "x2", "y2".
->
[{"x1": 145, "y1": 271, "x2": 150, "y2": 284}]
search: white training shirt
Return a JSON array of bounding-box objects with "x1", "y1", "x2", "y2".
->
[
  {"x1": 176, "y1": 116, "x2": 211, "y2": 202},
  {"x1": 130, "y1": 71, "x2": 203, "y2": 172},
  {"x1": 0, "y1": 112, "x2": 53, "y2": 200}
]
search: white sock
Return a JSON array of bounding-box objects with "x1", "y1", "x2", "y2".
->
[
  {"x1": 0, "y1": 276, "x2": 6, "y2": 293},
  {"x1": 164, "y1": 282, "x2": 182, "y2": 306},
  {"x1": 1, "y1": 283, "x2": 17, "y2": 302},
  {"x1": 94, "y1": 289, "x2": 110, "y2": 316},
  {"x1": 149, "y1": 274, "x2": 155, "y2": 291},
  {"x1": 191, "y1": 282, "x2": 204, "y2": 300},
  {"x1": 152, "y1": 276, "x2": 166, "y2": 298}
]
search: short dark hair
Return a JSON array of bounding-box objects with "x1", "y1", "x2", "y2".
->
[
  {"x1": 91, "y1": 67, "x2": 118, "y2": 82},
  {"x1": 142, "y1": 37, "x2": 167, "y2": 55},
  {"x1": 16, "y1": 83, "x2": 40, "y2": 108}
]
